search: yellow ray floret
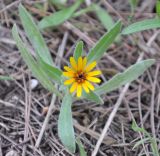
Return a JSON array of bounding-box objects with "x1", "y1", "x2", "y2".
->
[
  {"x1": 77, "y1": 84, "x2": 82, "y2": 97},
  {"x1": 64, "y1": 78, "x2": 75, "y2": 85},
  {"x1": 70, "y1": 57, "x2": 77, "y2": 70},
  {"x1": 87, "y1": 70, "x2": 101, "y2": 76},
  {"x1": 70, "y1": 82, "x2": 77, "y2": 93},
  {"x1": 63, "y1": 71, "x2": 74, "y2": 77},
  {"x1": 87, "y1": 77, "x2": 101, "y2": 83},
  {"x1": 85, "y1": 61, "x2": 97, "y2": 72},
  {"x1": 85, "y1": 81, "x2": 95, "y2": 91},
  {"x1": 82, "y1": 57, "x2": 87, "y2": 69},
  {"x1": 63, "y1": 56, "x2": 101, "y2": 97},
  {"x1": 64, "y1": 66, "x2": 73, "y2": 72},
  {"x1": 77, "y1": 56, "x2": 83, "y2": 71},
  {"x1": 82, "y1": 82, "x2": 89, "y2": 93}
]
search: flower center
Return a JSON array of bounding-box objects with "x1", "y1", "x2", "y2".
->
[
  {"x1": 75, "y1": 72, "x2": 86, "y2": 84},
  {"x1": 78, "y1": 73, "x2": 84, "y2": 79}
]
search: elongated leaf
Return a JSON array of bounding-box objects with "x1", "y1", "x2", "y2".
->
[
  {"x1": 150, "y1": 138, "x2": 159, "y2": 156},
  {"x1": 133, "y1": 138, "x2": 150, "y2": 150},
  {"x1": 83, "y1": 91, "x2": 103, "y2": 104},
  {"x1": 76, "y1": 138, "x2": 87, "y2": 156},
  {"x1": 38, "y1": 59, "x2": 62, "y2": 83},
  {"x1": 0, "y1": 76, "x2": 13, "y2": 81},
  {"x1": 19, "y1": 4, "x2": 53, "y2": 65},
  {"x1": 122, "y1": 18, "x2": 160, "y2": 35},
  {"x1": 95, "y1": 59, "x2": 155, "y2": 95},
  {"x1": 132, "y1": 121, "x2": 159, "y2": 155},
  {"x1": 73, "y1": 5, "x2": 94, "y2": 17},
  {"x1": 38, "y1": 0, "x2": 82, "y2": 29},
  {"x1": 129, "y1": 0, "x2": 137, "y2": 13},
  {"x1": 50, "y1": 0, "x2": 67, "y2": 6},
  {"x1": 94, "y1": 5, "x2": 121, "y2": 43},
  {"x1": 131, "y1": 120, "x2": 146, "y2": 133},
  {"x1": 74, "y1": 41, "x2": 83, "y2": 61},
  {"x1": 131, "y1": 121, "x2": 151, "y2": 148},
  {"x1": 94, "y1": 4, "x2": 114, "y2": 31},
  {"x1": 156, "y1": 0, "x2": 160, "y2": 17},
  {"x1": 87, "y1": 20, "x2": 121, "y2": 63},
  {"x1": 12, "y1": 25, "x2": 61, "y2": 96},
  {"x1": 132, "y1": 120, "x2": 151, "y2": 138},
  {"x1": 58, "y1": 92, "x2": 75, "y2": 153}
]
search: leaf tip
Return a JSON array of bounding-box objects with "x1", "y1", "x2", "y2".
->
[
  {"x1": 150, "y1": 58, "x2": 156, "y2": 64},
  {"x1": 12, "y1": 24, "x2": 16, "y2": 31},
  {"x1": 143, "y1": 59, "x2": 156, "y2": 66},
  {"x1": 12, "y1": 24, "x2": 18, "y2": 37},
  {"x1": 18, "y1": 3, "x2": 24, "y2": 11}
]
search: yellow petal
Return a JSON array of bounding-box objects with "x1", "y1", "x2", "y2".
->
[
  {"x1": 87, "y1": 76, "x2": 101, "y2": 83},
  {"x1": 77, "y1": 84, "x2": 82, "y2": 97},
  {"x1": 70, "y1": 82, "x2": 77, "y2": 93},
  {"x1": 82, "y1": 82, "x2": 90, "y2": 93},
  {"x1": 85, "y1": 61, "x2": 97, "y2": 72},
  {"x1": 87, "y1": 70, "x2": 101, "y2": 76},
  {"x1": 85, "y1": 81, "x2": 95, "y2": 91},
  {"x1": 82, "y1": 57, "x2": 87, "y2": 69},
  {"x1": 64, "y1": 78, "x2": 75, "y2": 85},
  {"x1": 63, "y1": 71, "x2": 74, "y2": 77},
  {"x1": 77, "y1": 57, "x2": 83, "y2": 71},
  {"x1": 64, "y1": 66, "x2": 73, "y2": 72},
  {"x1": 70, "y1": 57, "x2": 77, "y2": 70}
]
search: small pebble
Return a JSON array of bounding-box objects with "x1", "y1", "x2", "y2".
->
[
  {"x1": 30, "y1": 79, "x2": 38, "y2": 89},
  {"x1": 0, "y1": 68, "x2": 4, "y2": 74}
]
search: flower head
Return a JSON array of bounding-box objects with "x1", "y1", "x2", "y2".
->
[{"x1": 63, "y1": 56, "x2": 101, "y2": 97}]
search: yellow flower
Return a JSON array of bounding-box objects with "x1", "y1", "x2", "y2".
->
[{"x1": 63, "y1": 56, "x2": 101, "y2": 97}]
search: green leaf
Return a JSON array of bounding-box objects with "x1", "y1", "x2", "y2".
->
[
  {"x1": 58, "y1": 92, "x2": 76, "y2": 153},
  {"x1": 132, "y1": 120, "x2": 151, "y2": 138},
  {"x1": 150, "y1": 138, "x2": 159, "y2": 156},
  {"x1": 0, "y1": 76, "x2": 13, "y2": 81},
  {"x1": 73, "y1": 41, "x2": 83, "y2": 61},
  {"x1": 18, "y1": 4, "x2": 53, "y2": 65},
  {"x1": 49, "y1": 1, "x2": 65, "y2": 10},
  {"x1": 133, "y1": 137, "x2": 150, "y2": 150},
  {"x1": 73, "y1": 5, "x2": 94, "y2": 17},
  {"x1": 38, "y1": 0, "x2": 83, "y2": 29},
  {"x1": 156, "y1": 0, "x2": 160, "y2": 17},
  {"x1": 87, "y1": 20, "x2": 121, "y2": 63},
  {"x1": 12, "y1": 25, "x2": 61, "y2": 97},
  {"x1": 95, "y1": 59, "x2": 155, "y2": 95},
  {"x1": 131, "y1": 120, "x2": 151, "y2": 148},
  {"x1": 131, "y1": 120, "x2": 146, "y2": 133},
  {"x1": 132, "y1": 120, "x2": 159, "y2": 156},
  {"x1": 76, "y1": 138, "x2": 87, "y2": 156},
  {"x1": 50, "y1": 0, "x2": 67, "y2": 5},
  {"x1": 94, "y1": 5, "x2": 121, "y2": 43},
  {"x1": 122, "y1": 18, "x2": 160, "y2": 35},
  {"x1": 83, "y1": 91, "x2": 104, "y2": 104},
  {"x1": 38, "y1": 58, "x2": 62, "y2": 83},
  {"x1": 94, "y1": 4, "x2": 114, "y2": 31},
  {"x1": 129, "y1": 0, "x2": 137, "y2": 13}
]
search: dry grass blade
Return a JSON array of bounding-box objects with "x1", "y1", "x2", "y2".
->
[{"x1": 92, "y1": 83, "x2": 130, "y2": 156}]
